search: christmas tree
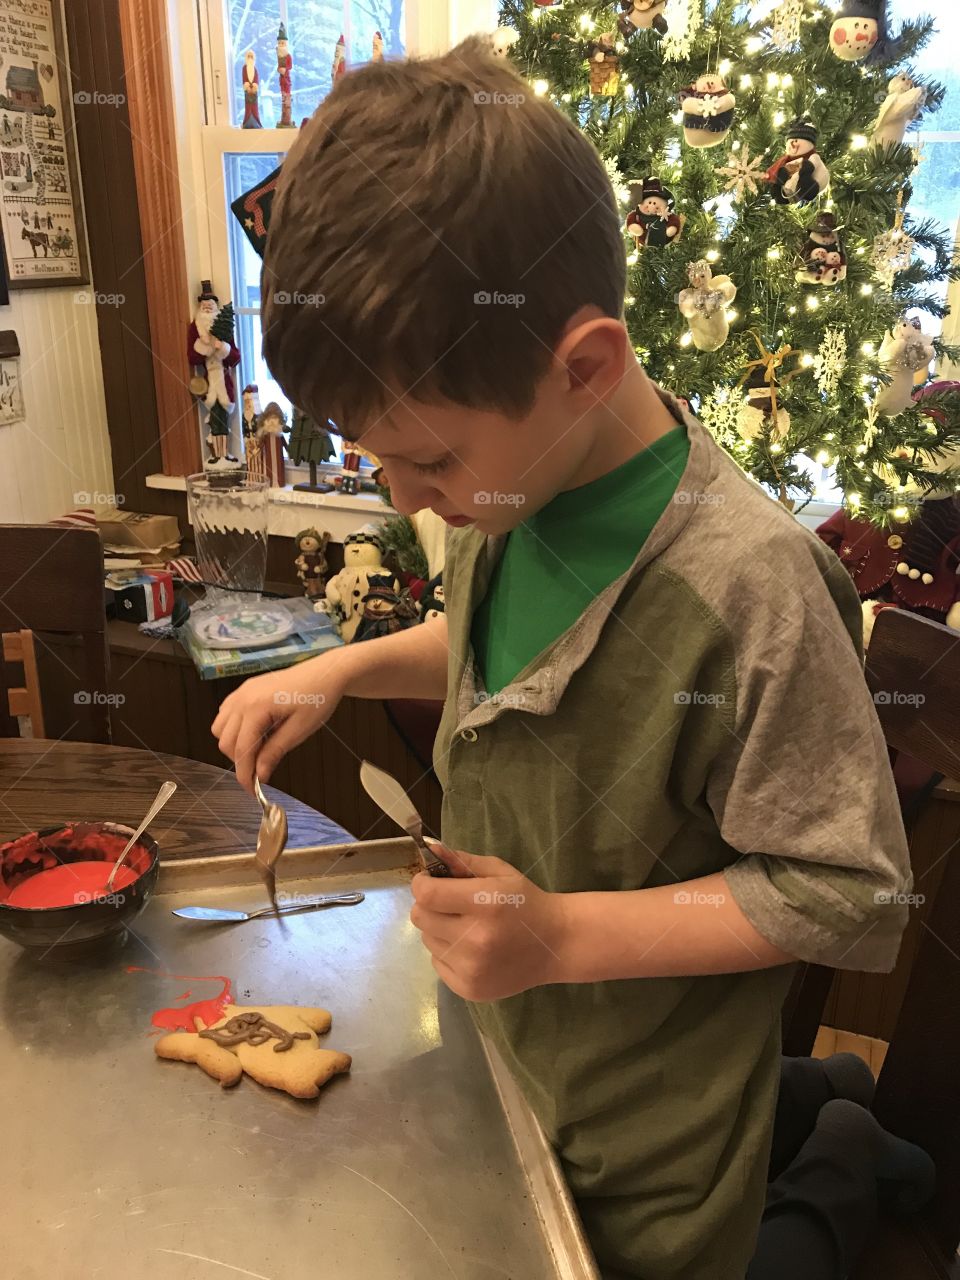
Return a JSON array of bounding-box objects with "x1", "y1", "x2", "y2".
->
[
  {"x1": 498, "y1": 0, "x2": 960, "y2": 524},
  {"x1": 210, "y1": 301, "x2": 236, "y2": 345}
]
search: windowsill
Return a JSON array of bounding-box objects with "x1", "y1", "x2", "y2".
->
[{"x1": 145, "y1": 472, "x2": 394, "y2": 541}]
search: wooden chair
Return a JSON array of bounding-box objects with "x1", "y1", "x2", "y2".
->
[
  {"x1": 0, "y1": 524, "x2": 111, "y2": 743},
  {"x1": 1, "y1": 629, "x2": 45, "y2": 737},
  {"x1": 778, "y1": 607, "x2": 960, "y2": 1276}
]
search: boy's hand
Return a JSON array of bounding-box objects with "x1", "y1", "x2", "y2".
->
[
  {"x1": 212, "y1": 663, "x2": 344, "y2": 793},
  {"x1": 410, "y1": 843, "x2": 569, "y2": 1001}
]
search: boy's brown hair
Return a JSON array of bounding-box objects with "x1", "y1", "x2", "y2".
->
[{"x1": 261, "y1": 37, "x2": 626, "y2": 436}]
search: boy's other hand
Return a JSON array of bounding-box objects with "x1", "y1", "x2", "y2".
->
[
  {"x1": 212, "y1": 663, "x2": 344, "y2": 794},
  {"x1": 410, "y1": 843, "x2": 570, "y2": 1001}
]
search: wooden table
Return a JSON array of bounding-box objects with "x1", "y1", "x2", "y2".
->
[{"x1": 0, "y1": 740, "x2": 355, "y2": 858}]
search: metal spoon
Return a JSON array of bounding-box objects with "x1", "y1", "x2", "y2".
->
[
  {"x1": 359, "y1": 760, "x2": 452, "y2": 877},
  {"x1": 253, "y1": 775, "x2": 288, "y2": 912},
  {"x1": 105, "y1": 780, "x2": 178, "y2": 891},
  {"x1": 172, "y1": 891, "x2": 364, "y2": 923}
]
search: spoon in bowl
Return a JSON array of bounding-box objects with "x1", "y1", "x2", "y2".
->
[{"x1": 105, "y1": 780, "x2": 177, "y2": 892}]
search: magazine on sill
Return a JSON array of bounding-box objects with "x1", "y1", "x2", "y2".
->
[{"x1": 178, "y1": 594, "x2": 343, "y2": 680}]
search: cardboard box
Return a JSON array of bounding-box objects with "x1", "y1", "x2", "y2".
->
[
  {"x1": 94, "y1": 510, "x2": 181, "y2": 566},
  {"x1": 108, "y1": 571, "x2": 175, "y2": 623}
]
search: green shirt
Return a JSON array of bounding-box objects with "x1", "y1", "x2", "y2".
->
[{"x1": 472, "y1": 423, "x2": 691, "y2": 695}]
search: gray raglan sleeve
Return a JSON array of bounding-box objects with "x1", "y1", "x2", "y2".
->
[{"x1": 707, "y1": 554, "x2": 912, "y2": 974}]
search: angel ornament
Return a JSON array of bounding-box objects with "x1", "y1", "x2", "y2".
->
[
  {"x1": 876, "y1": 317, "x2": 935, "y2": 417},
  {"x1": 678, "y1": 260, "x2": 737, "y2": 352},
  {"x1": 871, "y1": 73, "x2": 925, "y2": 151}
]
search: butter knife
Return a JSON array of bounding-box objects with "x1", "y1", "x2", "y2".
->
[
  {"x1": 359, "y1": 760, "x2": 452, "y2": 877},
  {"x1": 172, "y1": 892, "x2": 365, "y2": 923}
]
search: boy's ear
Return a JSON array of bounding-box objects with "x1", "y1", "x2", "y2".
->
[{"x1": 555, "y1": 316, "x2": 628, "y2": 404}]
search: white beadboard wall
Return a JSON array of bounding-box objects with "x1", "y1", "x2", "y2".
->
[{"x1": 0, "y1": 288, "x2": 113, "y2": 522}]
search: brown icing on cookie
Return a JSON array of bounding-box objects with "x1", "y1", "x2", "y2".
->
[{"x1": 198, "y1": 1010, "x2": 311, "y2": 1053}]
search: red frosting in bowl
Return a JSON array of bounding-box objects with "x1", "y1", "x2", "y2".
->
[{"x1": 0, "y1": 824, "x2": 153, "y2": 911}]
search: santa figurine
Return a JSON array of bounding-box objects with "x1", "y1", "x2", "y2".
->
[
  {"x1": 795, "y1": 212, "x2": 847, "y2": 287},
  {"x1": 277, "y1": 23, "x2": 294, "y2": 128},
  {"x1": 872, "y1": 73, "x2": 926, "y2": 151},
  {"x1": 241, "y1": 50, "x2": 262, "y2": 128},
  {"x1": 679, "y1": 74, "x2": 736, "y2": 149},
  {"x1": 371, "y1": 30, "x2": 384, "y2": 62},
  {"x1": 187, "y1": 280, "x2": 241, "y2": 468},
  {"x1": 241, "y1": 383, "x2": 264, "y2": 477},
  {"x1": 766, "y1": 119, "x2": 830, "y2": 206},
  {"x1": 618, "y1": 0, "x2": 668, "y2": 37},
  {"x1": 332, "y1": 33, "x2": 347, "y2": 85},
  {"x1": 258, "y1": 400, "x2": 289, "y2": 486},
  {"x1": 626, "y1": 178, "x2": 684, "y2": 249},
  {"x1": 829, "y1": 0, "x2": 888, "y2": 64}
]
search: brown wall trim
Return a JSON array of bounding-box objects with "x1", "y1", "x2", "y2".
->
[{"x1": 118, "y1": 0, "x2": 200, "y2": 476}]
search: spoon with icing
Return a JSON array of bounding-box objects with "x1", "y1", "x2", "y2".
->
[{"x1": 105, "y1": 781, "x2": 177, "y2": 893}]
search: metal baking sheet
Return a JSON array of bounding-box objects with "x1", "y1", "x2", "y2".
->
[{"x1": 1, "y1": 838, "x2": 597, "y2": 1280}]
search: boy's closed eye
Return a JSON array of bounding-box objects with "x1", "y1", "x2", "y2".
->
[{"x1": 410, "y1": 455, "x2": 453, "y2": 476}]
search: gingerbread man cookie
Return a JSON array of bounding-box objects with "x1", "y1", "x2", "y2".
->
[{"x1": 155, "y1": 1003, "x2": 351, "y2": 1099}]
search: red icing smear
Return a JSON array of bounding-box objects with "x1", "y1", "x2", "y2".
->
[
  {"x1": 6, "y1": 861, "x2": 139, "y2": 909},
  {"x1": 126, "y1": 966, "x2": 233, "y2": 1033}
]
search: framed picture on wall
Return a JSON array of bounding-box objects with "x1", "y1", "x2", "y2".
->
[{"x1": 0, "y1": 0, "x2": 89, "y2": 288}]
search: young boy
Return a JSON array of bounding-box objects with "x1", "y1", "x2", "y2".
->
[{"x1": 212, "y1": 39, "x2": 912, "y2": 1279}]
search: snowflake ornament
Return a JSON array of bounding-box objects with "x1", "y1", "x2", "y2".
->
[
  {"x1": 699, "y1": 384, "x2": 743, "y2": 442},
  {"x1": 813, "y1": 327, "x2": 848, "y2": 399},
  {"x1": 768, "y1": 0, "x2": 804, "y2": 52},
  {"x1": 604, "y1": 156, "x2": 631, "y2": 208},
  {"x1": 715, "y1": 145, "x2": 766, "y2": 202},
  {"x1": 871, "y1": 226, "x2": 915, "y2": 290},
  {"x1": 661, "y1": 0, "x2": 704, "y2": 62}
]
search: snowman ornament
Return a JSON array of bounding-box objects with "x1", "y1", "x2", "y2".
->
[
  {"x1": 491, "y1": 27, "x2": 518, "y2": 58},
  {"x1": 766, "y1": 119, "x2": 830, "y2": 206},
  {"x1": 829, "y1": 0, "x2": 887, "y2": 63},
  {"x1": 796, "y1": 213, "x2": 848, "y2": 287},
  {"x1": 618, "y1": 0, "x2": 668, "y2": 38},
  {"x1": 679, "y1": 74, "x2": 736, "y2": 149}
]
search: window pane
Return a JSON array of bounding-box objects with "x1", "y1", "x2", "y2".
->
[
  {"x1": 224, "y1": 150, "x2": 349, "y2": 467},
  {"x1": 228, "y1": 0, "x2": 406, "y2": 129}
]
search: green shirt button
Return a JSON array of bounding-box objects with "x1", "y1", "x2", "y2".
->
[{"x1": 460, "y1": 728, "x2": 479, "y2": 743}]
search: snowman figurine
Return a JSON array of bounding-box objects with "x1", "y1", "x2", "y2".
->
[
  {"x1": 766, "y1": 119, "x2": 830, "y2": 206},
  {"x1": 626, "y1": 178, "x2": 685, "y2": 248},
  {"x1": 796, "y1": 213, "x2": 848, "y2": 287},
  {"x1": 872, "y1": 73, "x2": 926, "y2": 150},
  {"x1": 829, "y1": 0, "x2": 887, "y2": 63},
  {"x1": 491, "y1": 27, "x2": 518, "y2": 58},
  {"x1": 618, "y1": 0, "x2": 668, "y2": 37},
  {"x1": 319, "y1": 526, "x2": 394, "y2": 642},
  {"x1": 679, "y1": 74, "x2": 736, "y2": 149}
]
